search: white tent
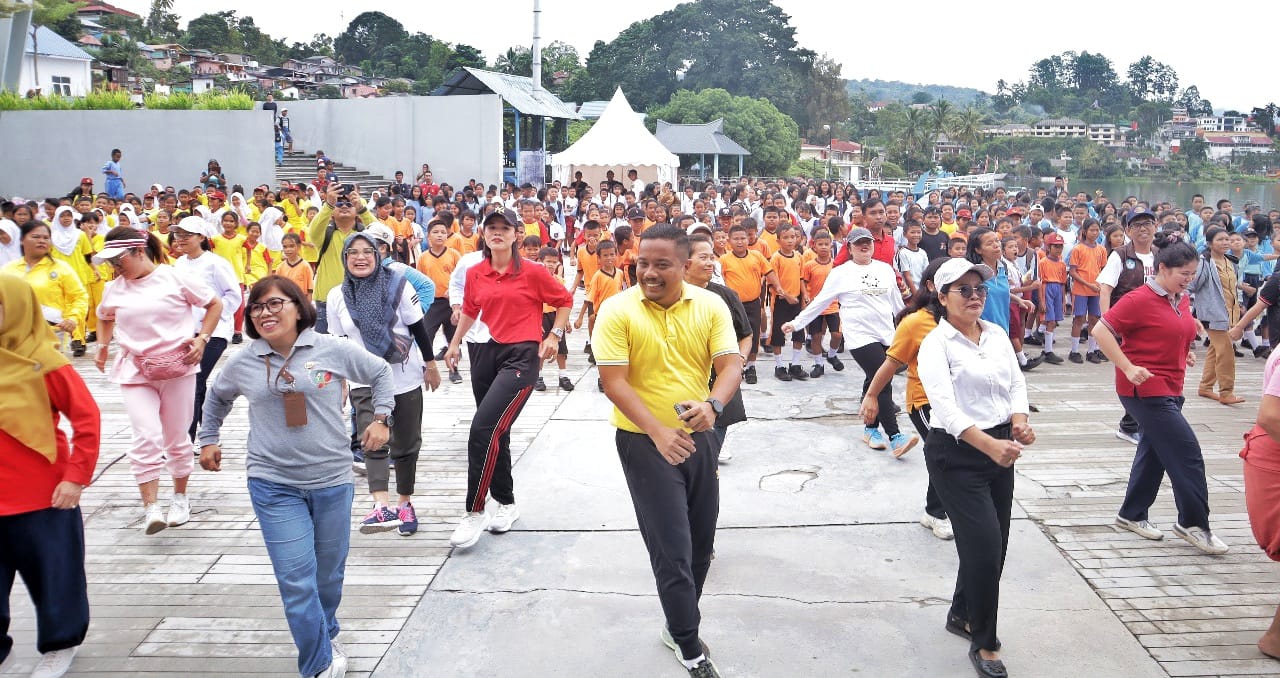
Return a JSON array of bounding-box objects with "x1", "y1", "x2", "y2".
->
[{"x1": 552, "y1": 88, "x2": 679, "y2": 189}]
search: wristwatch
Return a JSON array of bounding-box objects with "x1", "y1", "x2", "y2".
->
[
  {"x1": 705, "y1": 398, "x2": 725, "y2": 416},
  {"x1": 372, "y1": 414, "x2": 393, "y2": 428},
  {"x1": 550, "y1": 327, "x2": 565, "y2": 338},
  {"x1": 196, "y1": 333, "x2": 211, "y2": 342}
]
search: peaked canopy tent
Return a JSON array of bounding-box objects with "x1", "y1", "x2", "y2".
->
[
  {"x1": 551, "y1": 88, "x2": 679, "y2": 190},
  {"x1": 655, "y1": 118, "x2": 750, "y2": 181}
]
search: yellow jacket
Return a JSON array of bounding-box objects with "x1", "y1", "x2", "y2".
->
[{"x1": 2, "y1": 257, "x2": 88, "y2": 327}]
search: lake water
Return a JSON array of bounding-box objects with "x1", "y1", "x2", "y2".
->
[{"x1": 1014, "y1": 177, "x2": 1280, "y2": 210}]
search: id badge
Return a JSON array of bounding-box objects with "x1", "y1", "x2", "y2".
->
[{"x1": 283, "y1": 391, "x2": 308, "y2": 427}]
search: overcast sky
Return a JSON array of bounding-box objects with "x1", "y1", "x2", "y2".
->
[{"x1": 114, "y1": 1, "x2": 1271, "y2": 111}]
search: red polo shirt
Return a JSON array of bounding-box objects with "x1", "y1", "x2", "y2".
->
[
  {"x1": 463, "y1": 258, "x2": 574, "y2": 344},
  {"x1": 834, "y1": 228, "x2": 897, "y2": 268},
  {"x1": 1100, "y1": 282, "x2": 1197, "y2": 398}
]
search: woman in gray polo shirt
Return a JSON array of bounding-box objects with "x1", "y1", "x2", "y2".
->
[{"x1": 198, "y1": 275, "x2": 394, "y2": 678}]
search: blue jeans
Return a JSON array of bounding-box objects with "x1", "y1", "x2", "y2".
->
[{"x1": 247, "y1": 478, "x2": 353, "y2": 677}]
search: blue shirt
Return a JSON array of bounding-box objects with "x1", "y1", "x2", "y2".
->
[{"x1": 980, "y1": 262, "x2": 1012, "y2": 331}]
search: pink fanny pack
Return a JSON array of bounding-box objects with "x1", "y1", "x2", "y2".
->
[{"x1": 132, "y1": 345, "x2": 191, "y2": 381}]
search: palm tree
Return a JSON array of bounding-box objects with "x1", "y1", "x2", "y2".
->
[
  {"x1": 951, "y1": 106, "x2": 987, "y2": 163},
  {"x1": 902, "y1": 107, "x2": 929, "y2": 173},
  {"x1": 930, "y1": 99, "x2": 954, "y2": 138}
]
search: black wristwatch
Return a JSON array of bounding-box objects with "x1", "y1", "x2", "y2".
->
[{"x1": 705, "y1": 398, "x2": 724, "y2": 416}]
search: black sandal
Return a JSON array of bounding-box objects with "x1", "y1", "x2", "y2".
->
[
  {"x1": 969, "y1": 648, "x2": 1008, "y2": 678},
  {"x1": 945, "y1": 614, "x2": 971, "y2": 641}
]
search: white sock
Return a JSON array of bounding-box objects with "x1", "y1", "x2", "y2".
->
[
  {"x1": 1017, "y1": 350, "x2": 1028, "y2": 366},
  {"x1": 813, "y1": 353, "x2": 823, "y2": 366},
  {"x1": 1044, "y1": 333, "x2": 1055, "y2": 353},
  {"x1": 827, "y1": 348, "x2": 838, "y2": 358},
  {"x1": 774, "y1": 353, "x2": 784, "y2": 367},
  {"x1": 1038, "y1": 324, "x2": 1047, "y2": 333},
  {"x1": 1024, "y1": 327, "x2": 1033, "y2": 338},
  {"x1": 558, "y1": 370, "x2": 566, "y2": 378},
  {"x1": 792, "y1": 347, "x2": 804, "y2": 364},
  {"x1": 680, "y1": 654, "x2": 706, "y2": 670},
  {"x1": 1088, "y1": 337, "x2": 1099, "y2": 352},
  {"x1": 747, "y1": 360, "x2": 756, "y2": 369},
  {"x1": 1245, "y1": 329, "x2": 1262, "y2": 347},
  {"x1": 1071, "y1": 337, "x2": 1081, "y2": 352}
]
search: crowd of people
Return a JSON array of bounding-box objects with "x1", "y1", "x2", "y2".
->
[{"x1": 3, "y1": 158, "x2": 1280, "y2": 678}]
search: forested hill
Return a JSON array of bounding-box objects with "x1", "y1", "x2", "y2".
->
[{"x1": 847, "y1": 78, "x2": 987, "y2": 105}]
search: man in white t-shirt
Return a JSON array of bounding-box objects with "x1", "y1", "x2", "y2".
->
[{"x1": 1097, "y1": 207, "x2": 1157, "y2": 445}]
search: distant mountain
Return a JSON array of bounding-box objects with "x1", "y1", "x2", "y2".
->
[{"x1": 847, "y1": 78, "x2": 988, "y2": 106}]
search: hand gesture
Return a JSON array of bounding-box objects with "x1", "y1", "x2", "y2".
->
[
  {"x1": 444, "y1": 344, "x2": 462, "y2": 370},
  {"x1": 423, "y1": 363, "x2": 441, "y2": 392},
  {"x1": 51, "y1": 481, "x2": 82, "y2": 509},
  {"x1": 182, "y1": 337, "x2": 205, "y2": 365},
  {"x1": 1012, "y1": 422, "x2": 1035, "y2": 446},
  {"x1": 199, "y1": 444, "x2": 223, "y2": 472},
  {"x1": 859, "y1": 397, "x2": 880, "y2": 427},
  {"x1": 986, "y1": 439, "x2": 1023, "y2": 467},
  {"x1": 676, "y1": 400, "x2": 716, "y2": 433},
  {"x1": 361, "y1": 422, "x2": 390, "y2": 452},
  {"x1": 539, "y1": 336, "x2": 559, "y2": 361},
  {"x1": 1228, "y1": 326, "x2": 1244, "y2": 342},
  {"x1": 650, "y1": 426, "x2": 696, "y2": 465},
  {"x1": 1123, "y1": 364, "x2": 1153, "y2": 386},
  {"x1": 94, "y1": 346, "x2": 109, "y2": 373},
  {"x1": 781, "y1": 322, "x2": 796, "y2": 335}
]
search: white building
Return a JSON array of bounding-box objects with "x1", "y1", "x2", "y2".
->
[
  {"x1": 1197, "y1": 116, "x2": 1249, "y2": 133},
  {"x1": 1033, "y1": 117, "x2": 1088, "y2": 138},
  {"x1": 1086, "y1": 123, "x2": 1125, "y2": 147},
  {"x1": 20, "y1": 26, "x2": 93, "y2": 97}
]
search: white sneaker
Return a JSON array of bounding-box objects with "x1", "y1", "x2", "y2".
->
[
  {"x1": 1114, "y1": 429, "x2": 1141, "y2": 445},
  {"x1": 449, "y1": 511, "x2": 490, "y2": 548},
  {"x1": 315, "y1": 641, "x2": 348, "y2": 677},
  {"x1": 30, "y1": 647, "x2": 77, "y2": 678},
  {"x1": 488, "y1": 503, "x2": 520, "y2": 533},
  {"x1": 143, "y1": 503, "x2": 167, "y2": 535},
  {"x1": 920, "y1": 513, "x2": 954, "y2": 540},
  {"x1": 1173, "y1": 523, "x2": 1229, "y2": 555},
  {"x1": 717, "y1": 447, "x2": 733, "y2": 463},
  {"x1": 167, "y1": 493, "x2": 190, "y2": 527},
  {"x1": 1115, "y1": 516, "x2": 1164, "y2": 540}
]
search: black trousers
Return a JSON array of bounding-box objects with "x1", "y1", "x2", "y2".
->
[
  {"x1": 1118, "y1": 411, "x2": 1140, "y2": 436},
  {"x1": 907, "y1": 405, "x2": 947, "y2": 520},
  {"x1": 850, "y1": 342, "x2": 899, "y2": 437},
  {"x1": 190, "y1": 336, "x2": 229, "y2": 440},
  {"x1": 741, "y1": 298, "x2": 762, "y2": 357},
  {"x1": 1118, "y1": 395, "x2": 1210, "y2": 530},
  {"x1": 925, "y1": 424, "x2": 1014, "y2": 653},
  {"x1": 423, "y1": 297, "x2": 456, "y2": 355},
  {"x1": 465, "y1": 341, "x2": 539, "y2": 513},
  {"x1": 616, "y1": 429, "x2": 720, "y2": 662},
  {"x1": 770, "y1": 298, "x2": 804, "y2": 346},
  {"x1": 0, "y1": 507, "x2": 89, "y2": 661},
  {"x1": 352, "y1": 386, "x2": 424, "y2": 496}
]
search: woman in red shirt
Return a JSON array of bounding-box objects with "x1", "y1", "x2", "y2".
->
[
  {"x1": 1093, "y1": 241, "x2": 1228, "y2": 555},
  {"x1": 444, "y1": 208, "x2": 572, "y2": 550},
  {"x1": 0, "y1": 275, "x2": 100, "y2": 677}
]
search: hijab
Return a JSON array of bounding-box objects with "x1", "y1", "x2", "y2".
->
[
  {"x1": 340, "y1": 232, "x2": 404, "y2": 362},
  {"x1": 258, "y1": 207, "x2": 285, "y2": 251},
  {"x1": 0, "y1": 275, "x2": 71, "y2": 463},
  {"x1": 230, "y1": 192, "x2": 253, "y2": 223},
  {"x1": 49, "y1": 206, "x2": 80, "y2": 256},
  {"x1": 0, "y1": 218, "x2": 20, "y2": 265}
]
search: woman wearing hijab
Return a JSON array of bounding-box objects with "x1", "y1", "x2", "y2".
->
[
  {"x1": 258, "y1": 206, "x2": 286, "y2": 261},
  {"x1": 46, "y1": 207, "x2": 94, "y2": 356},
  {"x1": 170, "y1": 216, "x2": 242, "y2": 443},
  {"x1": 0, "y1": 275, "x2": 100, "y2": 678},
  {"x1": 3, "y1": 222, "x2": 88, "y2": 356},
  {"x1": 0, "y1": 216, "x2": 21, "y2": 267},
  {"x1": 94, "y1": 227, "x2": 222, "y2": 536},
  {"x1": 326, "y1": 232, "x2": 439, "y2": 536}
]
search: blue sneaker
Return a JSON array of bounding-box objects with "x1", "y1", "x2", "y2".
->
[
  {"x1": 397, "y1": 503, "x2": 418, "y2": 537},
  {"x1": 889, "y1": 432, "x2": 919, "y2": 458},
  {"x1": 352, "y1": 449, "x2": 366, "y2": 475},
  {"x1": 863, "y1": 427, "x2": 887, "y2": 450},
  {"x1": 359, "y1": 505, "x2": 401, "y2": 534}
]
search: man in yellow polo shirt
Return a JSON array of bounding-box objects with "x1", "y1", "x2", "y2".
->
[
  {"x1": 593, "y1": 224, "x2": 740, "y2": 678},
  {"x1": 308, "y1": 184, "x2": 374, "y2": 333}
]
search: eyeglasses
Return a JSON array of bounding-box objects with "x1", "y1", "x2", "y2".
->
[
  {"x1": 248, "y1": 298, "x2": 293, "y2": 317},
  {"x1": 104, "y1": 254, "x2": 128, "y2": 269},
  {"x1": 335, "y1": 200, "x2": 352, "y2": 208},
  {"x1": 345, "y1": 248, "x2": 378, "y2": 258},
  {"x1": 948, "y1": 284, "x2": 989, "y2": 299},
  {"x1": 172, "y1": 231, "x2": 199, "y2": 240}
]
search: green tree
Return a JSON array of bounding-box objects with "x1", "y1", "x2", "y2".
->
[
  {"x1": 145, "y1": 0, "x2": 178, "y2": 41},
  {"x1": 334, "y1": 11, "x2": 407, "y2": 67},
  {"x1": 315, "y1": 84, "x2": 343, "y2": 100},
  {"x1": 183, "y1": 12, "x2": 231, "y2": 51},
  {"x1": 910, "y1": 91, "x2": 933, "y2": 105},
  {"x1": 1073, "y1": 141, "x2": 1115, "y2": 178},
  {"x1": 1180, "y1": 137, "x2": 1208, "y2": 164},
  {"x1": 803, "y1": 54, "x2": 850, "y2": 141},
  {"x1": 1127, "y1": 56, "x2": 1179, "y2": 101},
  {"x1": 951, "y1": 106, "x2": 986, "y2": 160},
  {"x1": 1252, "y1": 103, "x2": 1278, "y2": 138},
  {"x1": 929, "y1": 99, "x2": 954, "y2": 138},
  {"x1": 448, "y1": 44, "x2": 485, "y2": 72},
  {"x1": 648, "y1": 88, "x2": 800, "y2": 176}
]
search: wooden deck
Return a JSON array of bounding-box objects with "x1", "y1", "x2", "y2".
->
[{"x1": 4, "y1": 322, "x2": 1278, "y2": 677}]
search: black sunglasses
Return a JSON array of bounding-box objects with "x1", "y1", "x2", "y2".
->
[{"x1": 949, "y1": 284, "x2": 989, "y2": 299}]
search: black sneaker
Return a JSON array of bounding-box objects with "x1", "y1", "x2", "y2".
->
[
  {"x1": 435, "y1": 347, "x2": 447, "y2": 361},
  {"x1": 558, "y1": 376, "x2": 574, "y2": 391},
  {"x1": 586, "y1": 344, "x2": 596, "y2": 365},
  {"x1": 1020, "y1": 355, "x2": 1043, "y2": 371},
  {"x1": 1256, "y1": 346, "x2": 1272, "y2": 359},
  {"x1": 1068, "y1": 351, "x2": 1084, "y2": 364},
  {"x1": 744, "y1": 365, "x2": 757, "y2": 384},
  {"x1": 762, "y1": 344, "x2": 774, "y2": 355},
  {"x1": 687, "y1": 658, "x2": 722, "y2": 678},
  {"x1": 534, "y1": 377, "x2": 546, "y2": 391},
  {"x1": 774, "y1": 366, "x2": 792, "y2": 381},
  {"x1": 809, "y1": 364, "x2": 825, "y2": 379},
  {"x1": 1024, "y1": 332, "x2": 1043, "y2": 346},
  {"x1": 70, "y1": 339, "x2": 85, "y2": 357},
  {"x1": 788, "y1": 364, "x2": 808, "y2": 381},
  {"x1": 86, "y1": 331, "x2": 97, "y2": 343},
  {"x1": 1234, "y1": 346, "x2": 1245, "y2": 358},
  {"x1": 1041, "y1": 351, "x2": 1064, "y2": 365},
  {"x1": 1096, "y1": 350, "x2": 1109, "y2": 362},
  {"x1": 232, "y1": 332, "x2": 243, "y2": 344},
  {"x1": 449, "y1": 368, "x2": 463, "y2": 384},
  {"x1": 1086, "y1": 351, "x2": 1101, "y2": 364},
  {"x1": 826, "y1": 354, "x2": 845, "y2": 371}
]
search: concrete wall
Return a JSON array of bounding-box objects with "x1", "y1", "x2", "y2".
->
[
  {"x1": 0, "y1": 110, "x2": 274, "y2": 198},
  {"x1": 281, "y1": 95, "x2": 504, "y2": 188}
]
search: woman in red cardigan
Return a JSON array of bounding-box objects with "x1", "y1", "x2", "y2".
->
[{"x1": 0, "y1": 275, "x2": 101, "y2": 678}]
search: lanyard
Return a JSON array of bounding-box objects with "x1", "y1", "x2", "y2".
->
[{"x1": 264, "y1": 351, "x2": 298, "y2": 395}]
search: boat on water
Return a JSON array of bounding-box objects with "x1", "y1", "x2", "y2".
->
[{"x1": 858, "y1": 168, "x2": 1023, "y2": 199}]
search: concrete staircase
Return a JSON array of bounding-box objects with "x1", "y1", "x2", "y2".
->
[{"x1": 274, "y1": 149, "x2": 390, "y2": 192}]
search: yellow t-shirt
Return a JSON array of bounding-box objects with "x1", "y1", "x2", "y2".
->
[
  {"x1": 884, "y1": 308, "x2": 938, "y2": 411},
  {"x1": 245, "y1": 242, "x2": 271, "y2": 286},
  {"x1": 591, "y1": 283, "x2": 739, "y2": 433},
  {"x1": 939, "y1": 221, "x2": 958, "y2": 235},
  {"x1": 211, "y1": 233, "x2": 247, "y2": 284}
]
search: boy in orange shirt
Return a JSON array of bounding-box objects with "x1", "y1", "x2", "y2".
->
[
  {"x1": 800, "y1": 229, "x2": 844, "y2": 377},
  {"x1": 446, "y1": 211, "x2": 480, "y2": 254},
  {"x1": 769, "y1": 224, "x2": 808, "y2": 381},
  {"x1": 1068, "y1": 220, "x2": 1107, "y2": 363},
  {"x1": 416, "y1": 221, "x2": 462, "y2": 380},
  {"x1": 537, "y1": 247, "x2": 575, "y2": 392},
  {"x1": 1037, "y1": 232, "x2": 1068, "y2": 364},
  {"x1": 572, "y1": 220, "x2": 602, "y2": 290},
  {"x1": 575, "y1": 240, "x2": 625, "y2": 390},
  {"x1": 721, "y1": 223, "x2": 783, "y2": 384}
]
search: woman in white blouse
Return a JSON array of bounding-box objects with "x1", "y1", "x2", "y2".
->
[{"x1": 917, "y1": 258, "x2": 1036, "y2": 678}]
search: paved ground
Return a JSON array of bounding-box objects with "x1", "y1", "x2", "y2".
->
[{"x1": 4, "y1": 297, "x2": 1277, "y2": 677}]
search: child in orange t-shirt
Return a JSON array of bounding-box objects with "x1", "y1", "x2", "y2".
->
[
  {"x1": 273, "y1": 232, "x2": 314, "y2": 299},
  {"x1": 577, "y1": 240, "x2": 626, "y2": 390},
  {"x1": 572, "y1": 220, "x2": 602, "y2": 291},
  {"x1": 768, "y1": 224, "x2": 808, "y2": 380},
  {"x1": 1068, "y1": 220, "x2": 1107, "y2": 363},
  {"x1": 1037, "y1": 232, "x2": 1069, "y2": 363},
  {"x1": 537, "y1": 247, "x2": 575, "y2": 392},
  {"x1": 800, "y1": 229, "x2": 843, "y2": 376}
]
